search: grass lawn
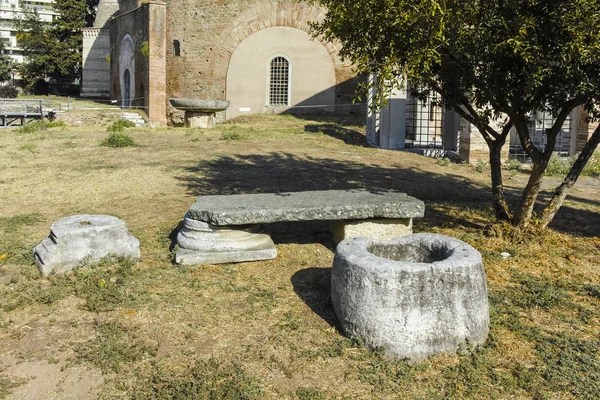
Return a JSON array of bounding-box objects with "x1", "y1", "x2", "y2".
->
[{"x1": 0, "y1": 112, "x2": 599, "y2": 399}]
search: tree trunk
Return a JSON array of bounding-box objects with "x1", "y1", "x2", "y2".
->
[
  {"x1": 489, "y1": 141, "x2": 511, "y2": 221},
  {"x1": 540, "y1": 123, "x2": 600, "y2": 229},
  {"x1": 515, "y1": 160, "x2": 548, "y2": 229}
]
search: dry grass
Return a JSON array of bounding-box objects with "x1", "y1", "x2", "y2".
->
[{"x1": 0, "y1": 111, "x2": 599, "y2": 399}]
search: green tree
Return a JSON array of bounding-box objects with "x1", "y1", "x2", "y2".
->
[
  {"x1": 50, "y1": 0, "x2": 86, "y2": 80},
  {"x1": 13, "y1": 6, "x2": 51, "y2": 87},
  {"x1": 312, "y1": 0, "x2": 600, "y2": 230},
  {"x1": 15, "y1": 0, "x2": 85, "y2": 87},
  {"x1": 0, "y1": 42, "x2": 16, "y2": 83},
  {"x1": 85, "y1": 0, "x2": 99, "y2": 27}
]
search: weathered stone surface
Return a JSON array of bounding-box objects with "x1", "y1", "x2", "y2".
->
[
  {"x1": 175, "y1": 214, "x2": 276, "y2": 265},
  {"x1": 184, "y1": 111, "x2": 217, "y2": 129},
  {"x1": 169, "y1": 98, "x2": 230, "y2": 112},
  {"x1": 331, "y1": 233, "x2": 489, "y2": 361},
  {"x1": 33, "y1": 215, "x2": 140, "y2": 277},
  {"x1": 188, "y1": 190, "x2": 425, "y2": 226},
  {"x1": 329, "y1": 218, "x2": 413, "y2": 244}
]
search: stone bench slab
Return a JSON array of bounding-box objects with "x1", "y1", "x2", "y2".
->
[{"x1": 188, "y1": 189, "x2": 425, "y2": 226}]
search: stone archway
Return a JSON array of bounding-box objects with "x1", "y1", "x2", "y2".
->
[
  {"x1": 119, "y1": 34, "x2": 135, "y2": 108},
  {"x1": 208, "y1": 2, "x2": 344, "y2": 96}
]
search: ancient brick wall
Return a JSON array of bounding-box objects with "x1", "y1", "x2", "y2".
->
[
  {"x1": 110, "y1": 7, "x2": 149, "y2": 110},
  {"x1": 164, "y1": 0, "x2": 359, "y2": 117},
  {"x1": 110, "y1": 3, "x2": 167, "y2": 124},
  {"x1": 147, "y1": 3, "x2": 167, "y2": 124}
]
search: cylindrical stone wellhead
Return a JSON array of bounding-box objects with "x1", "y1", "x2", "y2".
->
[{"x1": 331, "y1": 233, "x2": 489, "y2": 361}]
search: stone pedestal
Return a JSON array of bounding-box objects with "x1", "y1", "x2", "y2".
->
[
  {"x1": 185, "y1": 111, "x2": 216, "y2": 129},
  {"x1": 329, "y1": 218, "x2": 413, "y2": 244},
  {"x1": 33, "y1": 215, "x2": 140, "y2": 277},
  {"x1": 175, "y1": 215, "x2": 277, "y2": 265},
  {"x1": 170, "y1": 99, "x2": 230, "y2": 129}
]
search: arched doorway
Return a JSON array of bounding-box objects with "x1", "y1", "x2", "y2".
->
[
  {"x1": 119, "y1": 34, "x2": 135, "y2": 109},
  {"x1": 123, "y1": 69, "x2": 131, "y2": 108}
]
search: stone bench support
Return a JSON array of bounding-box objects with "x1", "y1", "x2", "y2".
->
[
  {"x1": 175, "y1": 216, "x2": 276, "y2": 265},
  {"x1": 176, "y1": 189, "x2": 425, "y2": 265}
]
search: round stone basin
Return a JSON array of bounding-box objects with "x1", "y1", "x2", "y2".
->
[
  {"x1": 169, "y1": 98, "x2": 230, "y2": 113},
  {"x1": 331, "y1": 233, "x2": 489, "y2": 361}
]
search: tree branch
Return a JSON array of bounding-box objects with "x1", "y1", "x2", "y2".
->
[
  {"x1": 540, "y1": 121, "x2": 600, "y2": 228},
  {"x1": 510, "y1": 112, "x2": 542, "y2": 163},
  {"x1": 543, "y1": 97, "x2": 586, "y2": 157}
]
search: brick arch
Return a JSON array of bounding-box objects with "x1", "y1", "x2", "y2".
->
[{"x1": 207, "y1": 1, "x2": 342, "y2": 87}]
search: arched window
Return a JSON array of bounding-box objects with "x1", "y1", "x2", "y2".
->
[{"x1": 269, "y1": 56, "x2": 290, "y2": 106}]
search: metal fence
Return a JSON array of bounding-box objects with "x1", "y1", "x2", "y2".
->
[
  {"x1": 509, "y1": 111, "x2": 572, "y2": 162},
  {"x1": 405, "y1": 91, "x2": 445, "y2": 149}
]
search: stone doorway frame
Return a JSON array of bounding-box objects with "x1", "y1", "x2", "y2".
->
[{"x1": 119, "y1": 34, "x2": 135, "y2": 109}]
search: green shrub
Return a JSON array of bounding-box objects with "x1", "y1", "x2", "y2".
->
[
  {"x1": 436, "y1": 157, "x2": 452, "y2": 167},
  {"x1": 140, "y1": 41, "x2": 150, "y2": 57},
  {"x1": 505, "y1": 159, "x2": 522, "y2": 172},
  {"x1": 0, "y1": 85, "x2": 18, "y2": 98},
  {"x1": 220, "y1": 131, "x2": 245, "y2": 141},
  {"x1": 18, "y1": 119, "x2": 66, "y2": 133},
  {"x1": 474, "y1": 160, "x2": 488, "y2": 173},
  {"x1": 546, "y1": 154, "x2": 573, "y2": 177},
  {"x1": 582, "y1": 152, "x2": 600, "y2": 177},
  {"x1": 107, "y1": 119, "x2": 136, "y2": 133},
  {"x1": 101, "y1": 132, "x2": 136, "y2": 148}
]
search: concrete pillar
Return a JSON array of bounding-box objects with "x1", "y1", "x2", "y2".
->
[
  {"x1": 442, "y1": 110, "x2": 460, "y2": 151},
  {"x1": 367, "y1": 74, "x2": 407, "y2": 150},
  {"x1": 380, "y1": 85, "x2": 407, "y2": 150}
]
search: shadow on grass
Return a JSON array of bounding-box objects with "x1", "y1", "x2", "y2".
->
[
  {"x1": 291, "y1": 267, "x2": 340, "y2": 330},
  {"x1": 304, "y1": 123, "x2": 367, "y2": 147},
  {"x1": 176, "y1": 152, "x2": 600, "y2": 237},
  {"x1": 169, "y1": 220, "x2": 184, "y2": 252}
]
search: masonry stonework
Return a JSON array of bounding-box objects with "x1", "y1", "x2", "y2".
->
[{"x1": 109, "y1": 0, "x2": 359, "y2": 124}]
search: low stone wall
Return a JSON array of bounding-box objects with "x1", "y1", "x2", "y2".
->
[{"x1": 54, "y1": 110, "x2": 130, "y2": 126}]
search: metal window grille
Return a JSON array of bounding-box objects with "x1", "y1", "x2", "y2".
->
[
  {"x1": 509, "y1": 111, "x2": 572, "y2": 162},
  {"x1": 405, "y1": 90, "x2": 444, "y2": 148},
  {"x1": 269, "y1": 57, "x2": 289, "y2": 106}
]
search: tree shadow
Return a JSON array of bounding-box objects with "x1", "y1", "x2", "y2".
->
[
  {"x1": 291, "y1": 267, "x2": 340, "y2": 329},
  {"x1": 168, "y1": 220, "x2": 184, "y2": 252},
  {"x1": 176, "y1": 152, "x2": 599, "y2": 238},
  {"x1": 269, "y1": 221, "x2": 336, "y2": 248},
  {"x1": 304, "y1": 123, "x2": 367, "y2": 147}
]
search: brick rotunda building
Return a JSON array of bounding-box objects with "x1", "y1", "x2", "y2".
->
[{"x1": 83, "y1": 0, "x2": 358, "y2": 125}]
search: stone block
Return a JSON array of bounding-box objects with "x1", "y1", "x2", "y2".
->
[
  {"x1": 175, "y1": 214, "x2": 276, "y2": 265},
  {"x1": 33, "y1": 215, "x2": 140, "y2": 277},
  {"x1": 188, "y1": 189, "x2": 425, "y2": 226},
  {"x1": 331, "y1": 233, "x2": 489, "y2": 361},
  {"x1": 329, "y1": 218, "x2": 413, "y2": 244}
]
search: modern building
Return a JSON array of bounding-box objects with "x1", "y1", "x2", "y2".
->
[{"x1": 0, "y1": 0, "x2": 57, "y2": 64}]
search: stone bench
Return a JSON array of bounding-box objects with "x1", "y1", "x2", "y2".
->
[{"x1": 176, "y1": 189, "x2": 425, "y2": 265}]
